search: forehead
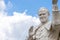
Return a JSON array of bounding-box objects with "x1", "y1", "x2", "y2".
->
[
  {"x1": 38, "y1": 7, "x2": 49, "y2": 14},
  {"x1": 39, "y1": 10, "x2": 48, "y2": 14}
]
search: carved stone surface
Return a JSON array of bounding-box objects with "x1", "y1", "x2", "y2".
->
[
  {"x1": 28, "y1": 0, "x2": 60, "y2": 40},
  {"x1": 52, "y1": 0, "x2": 58, "y2": 4},
  {"x1": 52, "y1": 0, "x2": 60, "y2": 25},
  {"x1": 35, "y1": 21, "x2": 60, "y2": 40}
]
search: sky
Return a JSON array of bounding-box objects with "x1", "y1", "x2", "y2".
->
[
  {"x1": 0, "y1": 0, "x2": 60, "y2": 40},
  {"x1": 4, "y1": 0, "x2": 52, "y2": 16}
]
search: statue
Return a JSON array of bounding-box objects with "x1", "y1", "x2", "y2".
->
[
  {"x1": 28, "y1": 0, "x2": 60, "y2": 40},
  {"x1": 52, "y1": 0, "x2": 58, "y2": 4},
  {"x1": 33, "y1": 7, "x2": 60, "y2": 40},
  {"x1": 52, "y1": 0, "x2": 60, "y2": 25},
  {"x1": 28, "y1": 26, "x2": 34, "y2": 40}
]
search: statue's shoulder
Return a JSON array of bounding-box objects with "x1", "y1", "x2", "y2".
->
[
  {"x1": 33, "y1": 21, "x2": 52, "y2": 33},
  {"x1": 47, "y1": 21, "x2": 51, "y2": 25}
]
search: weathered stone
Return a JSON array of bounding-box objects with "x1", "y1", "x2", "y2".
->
[
  {"x1": 28, "y1": 0, "x2": 60, "y2": 40},
  {"x1": 52, "y1": 0, "x2": 58, "y2": 4}
]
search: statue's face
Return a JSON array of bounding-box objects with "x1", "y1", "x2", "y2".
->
[{"x1": 38, "y1": 11, "x2": 49, "y2": 23}]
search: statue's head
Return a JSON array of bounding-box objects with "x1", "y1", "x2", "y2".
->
[{"x1": 38, "y1": 7, "x2": 49, "y2": 24}]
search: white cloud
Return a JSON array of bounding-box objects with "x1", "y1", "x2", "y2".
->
[
  {"x1": 0, "y1": 0, "x2": 6, "y2": 10},
  {"x1": 0, "y1": 0, "x2": 40, "y2": 40},
  {"x1": 0, "y1": 0, "x2": 7, "y2": 16},
  {"x1": 0, "y1": 11, "x2": 40, "y2": 40}
]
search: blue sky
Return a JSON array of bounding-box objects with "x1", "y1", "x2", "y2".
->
[{"x1": 4, "y1": 0, "x2": 53, "y2": 16}]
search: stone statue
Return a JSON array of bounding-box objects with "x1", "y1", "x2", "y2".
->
[
  {"x1": 33, "y1": 7, "x2": 60, "y2": 40},
  {"x1": 52, "y1": 0, "x2": 60, "y2": 39},
  {"x1": 28, "y1": 26, "x2": 33, "y2": 40},
  {"x1": 52, "y1": 0, "x2": 60, "y2": 25},
  {"x1": 28, "y1": 0, "x2": 60, "y2": 40},
  {"x1": 52, "y1": 0, "x2": 58, "y2": 4}
]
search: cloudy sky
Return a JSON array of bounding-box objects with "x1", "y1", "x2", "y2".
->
[{"x1": 0, "y1": 0, "x2": 60, "y2": 40}]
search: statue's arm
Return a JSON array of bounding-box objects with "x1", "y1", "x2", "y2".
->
[
  {"x1": 52, "y1": 0, "x2": 58, "y2": 4},
  {"x1": 52, "y1": 0, "x2": 60, "y2": 25}
]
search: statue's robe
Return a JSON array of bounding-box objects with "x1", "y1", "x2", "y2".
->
[{"x1": 33, "y1": 21, "x2": 60, "y2": 40}]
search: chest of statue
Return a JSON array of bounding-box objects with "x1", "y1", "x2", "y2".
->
[{"x1": 35, "y1": 24, "x2": 59, "y2": 40}]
